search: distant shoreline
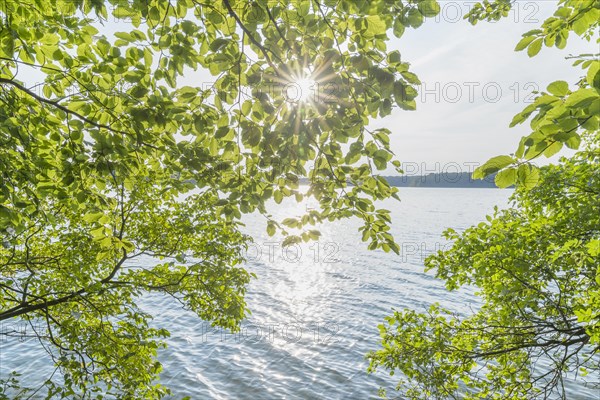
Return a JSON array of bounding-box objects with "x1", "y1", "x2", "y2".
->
[
  {"x1": 383, "y1": 172, "x2": 501, "y2": 188},
  {"x1": 299, "y1": 172, "x2": 506, "y2": 188}
]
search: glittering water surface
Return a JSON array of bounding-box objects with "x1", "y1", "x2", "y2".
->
[{"x1": 2, "y1": 189, "x2": 598, "y2": 399}]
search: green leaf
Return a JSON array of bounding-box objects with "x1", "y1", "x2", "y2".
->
[
  {"x1": 515, "y1": 35, "x2": 535, "y2": 51},
  {"x1": 406, "y1": 8, "x2": 424, "y2": 28},
  {"x1": 365, "y1": 15, "x2": 387, "y2": 36},
  {"x1": 543, "y1": 141, "x2": 563, "y2": 157},
  {"x1": 494, "y1": 167, "x2": 516, "y2": 188},
  {"x1": 401, "y1": 71, "x2": 420, "y2": 85},
  {"x1": 267, "y1": 222, "x2": 276, "y2": 236},
  {"x1": 114, "y1": 32, "x2": 133, "y2": 42},
  {"x1": 546, "y1": 80, "x2": 569, "y2": 97},
  {"x1": 241, "y1": 100, "x2": 252, "y2": 116},
  {"x1": 527, "y1": 38, "x2": 543, "y2": 57},
  {"x1": 282, "y1": 235, "x2": 301, "y2": 247},
  {"x1": 387, "y1": 50, "x2": 401, "y2": 64},
  {"x1": 209, "y1": 38, "x2": 230, "y2": 52},
  {"x1": 393, "y1": 18, "x2": 405, "y2": 37},
  {"x1": 525, "y1": 166, "x2": 540, "y2": 189},
  {"x1": 418, "y1": 0, "x2": 440, "y2": 17},
  {"x1": 83, "y1": 212, "x2": 104, "y2": 223},
  {"x1": 565, "y1": 88, "x2": 598, "y2": 109},
  {"x1": 586, "y1": 239, "x2": 600, "y2": 257},
  {"x1": 473, "y1": 156, "x2": 515, "y2": 179},
  {"x1": 565, "y1": 133, "x2": 581, "y2": 150}
]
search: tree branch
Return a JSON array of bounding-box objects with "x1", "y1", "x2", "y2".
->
[
  {"x1": 0, "y1": 77, "x2": 159, "y2": 150},
  {"x1": 221, "y1": 0, "x2": 282, "y2": 70}
]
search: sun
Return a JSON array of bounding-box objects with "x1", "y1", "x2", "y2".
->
[{"x1": 285, "y1": 77, "x2": 317, "y2": 103}]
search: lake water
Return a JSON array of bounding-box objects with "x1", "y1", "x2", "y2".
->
[{"x1": 2, "y1": 188, "x2": 598, "y2": 399}]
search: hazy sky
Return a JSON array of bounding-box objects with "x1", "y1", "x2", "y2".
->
[{"x1": 371, "y1": 1, "x2": 597, "y2": 173}]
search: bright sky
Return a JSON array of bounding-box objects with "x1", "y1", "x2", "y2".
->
[{"x1": 371, "y1": 0, "x2": 597, "y2": 173}]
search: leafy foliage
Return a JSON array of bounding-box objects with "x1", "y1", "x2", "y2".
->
[
  {"x1": 369, "y1": 1, "x2": 600, "y2": 397},
  {"x1": 1, "y1": 172, "x2": 252, "y2": 398},
  {"x1": 368, "y1": 134, "x2": 600, "y2": 399},
  {"x1": 470, "y1": 0, "x2": 599, "y2": 188},
  {"x1": 0, "y1": 0, "x2": 443, "y2": 397},
  {"x1": 0, "y1": 0, "x2": 443, "y2": 253}
]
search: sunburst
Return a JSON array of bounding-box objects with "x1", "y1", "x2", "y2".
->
[
  {"x1": 286, "y1": 77, "x2": 317, "y2": 103},
  {"x1": 257, "y1": 57, "x2": 351, "y2": 137},
  {"x1": 267, "y1": 57, "x2": 341, "y2": 106}
]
